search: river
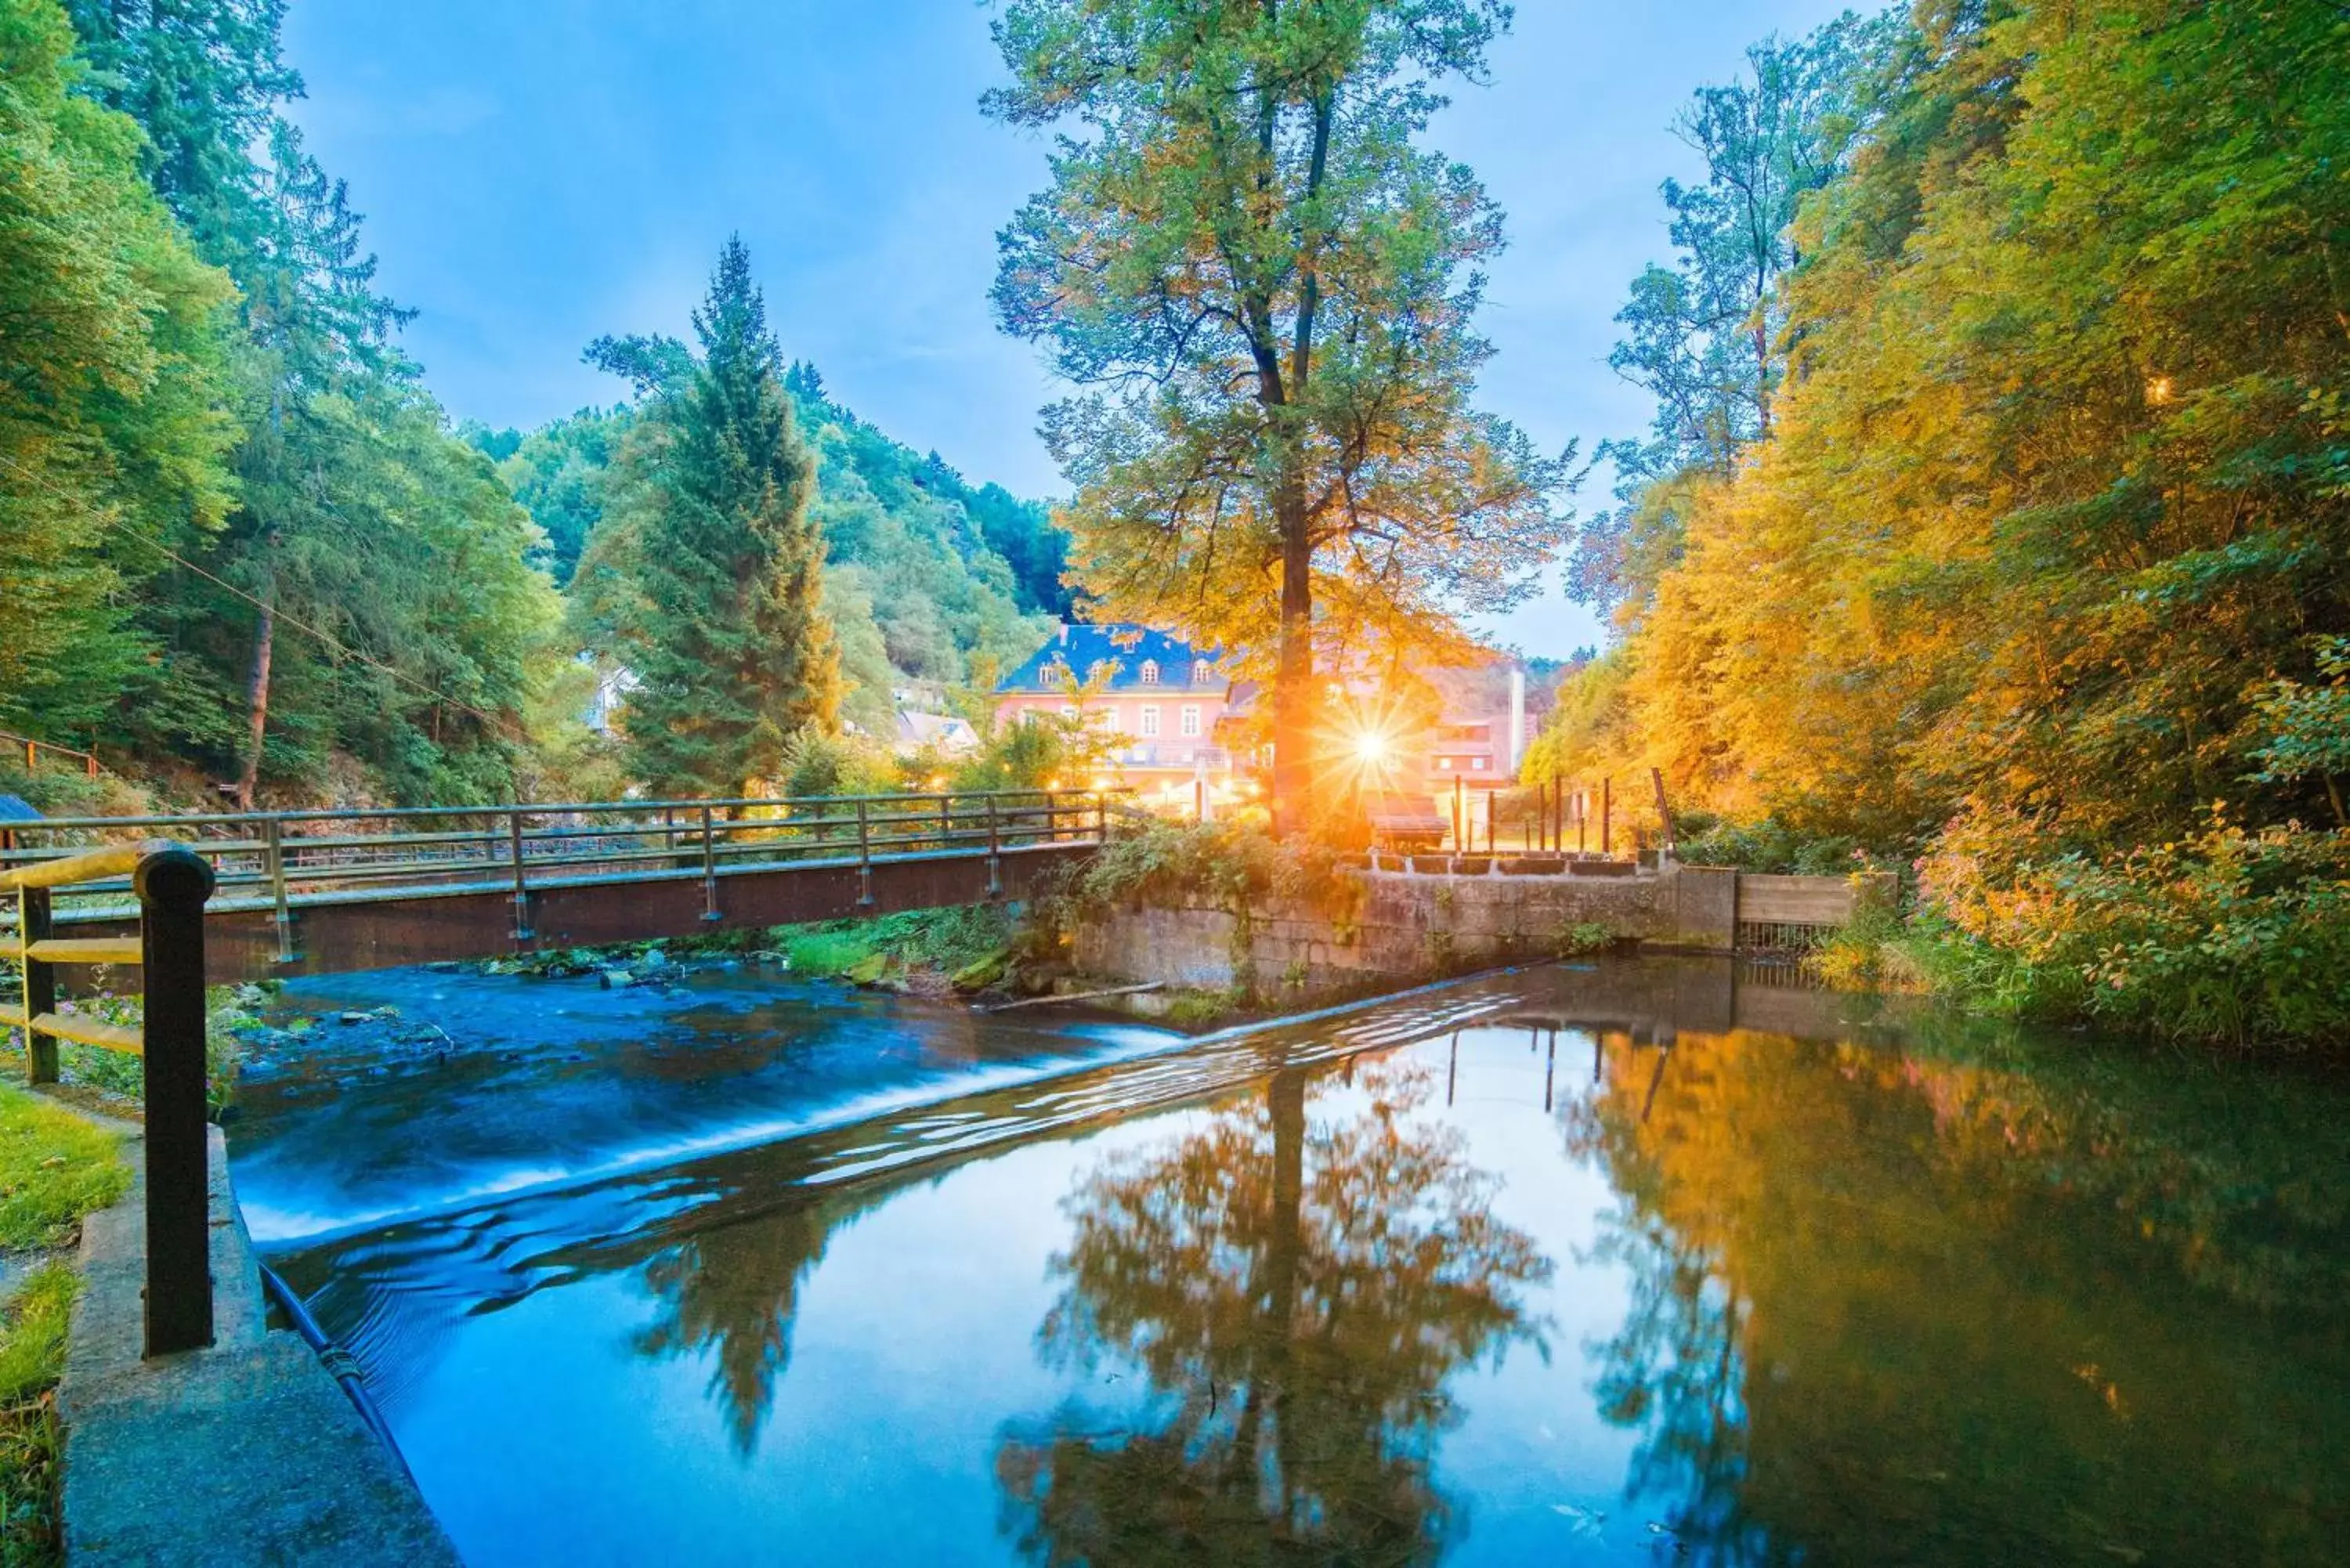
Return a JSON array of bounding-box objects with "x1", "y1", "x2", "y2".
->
[{"x1": 230, "y1": 956, "x2": 2350, "y2": 1566}]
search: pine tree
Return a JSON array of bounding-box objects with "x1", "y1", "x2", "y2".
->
[{"x1": 618, "y1": 237, "x2": 841, "y2": 797}]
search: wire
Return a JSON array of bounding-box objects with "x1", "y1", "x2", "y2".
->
[{"x1": 0, "y1": 450, "x2": 531, "y2": 745}]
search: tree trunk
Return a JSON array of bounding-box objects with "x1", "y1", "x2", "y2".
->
[
  {"x1": 235, "y1": 594, "x2": 275, "y2": 811},
  {"x1": 1271, "y1": 473, "x2": 1315, "y2": 836},
  {"x1": 1262, "y1": 1068, "x2": 1305, "y2": 1536}
]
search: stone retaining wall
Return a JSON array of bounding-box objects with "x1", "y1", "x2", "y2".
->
[{"x1": 1074, "y1": 862, "x2": 1742, "y2": 993}]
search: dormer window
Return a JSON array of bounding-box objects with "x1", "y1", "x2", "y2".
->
[
  {"x1": 1139, "y1": 660, "x2": 1160, "y2": 685},
  {"x1": 1191, "y1": 660, "x2": 1213, "y2": 686}
]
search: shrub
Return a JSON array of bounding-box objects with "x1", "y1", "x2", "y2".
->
[
  {"x1": 1915, "y1": 808, "x2": 2350, "y2": 1050},
  {"x1": 1674, "y1": 811, "x2": 1890, "y2": 875}
]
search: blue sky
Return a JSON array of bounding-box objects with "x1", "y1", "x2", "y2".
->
[{"x1": 282, "y1": 0, "x2": 1858, "y2": 658}]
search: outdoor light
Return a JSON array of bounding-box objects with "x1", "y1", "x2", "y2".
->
[{"x1": 1354, "y1": 730, "x2": 1391, "y2": 764}]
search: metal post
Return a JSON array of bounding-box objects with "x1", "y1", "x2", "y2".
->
[
  {"x1": 856, "y1": 798, "x2": 875, "y2": 909},
  {"x1": 985, "y1": 797, "x2": 1003, "y2": 898},
  {"x1": 136, "y1": 844, "x2": 215, "y2": 1357},
  {"x1": 940, "y1": 793, "x2": 953, "y2": 852},
  {"x1": 1577, "y1": 789, "x2": 1587, "y2": 854},
  {"x1": 21, "y1": 888, "x2": 55, "y2": 1085},
  {"x1": 265, "y1": 816, "x2": 293, "y2": 964},
  {"x1": 700, "y1": 806, "x2": 721, "y2": 923},
  {"x1": 1452, "y1": 776, "x2": 1464, "y2": 851},
  {"x1": 508, "y1": 810, "x2": 533, "y2": 941},
  {"x1": 1601, "y1": 777, "x2": 1613, "y2": 856}
]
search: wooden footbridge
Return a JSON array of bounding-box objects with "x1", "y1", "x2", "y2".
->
[
  {"x1": 0, "y1": 789, "x2": 1107, "y2": 1360},
  {"x1": 2, "y1": 789, "x2": 1110, "y2": 987}
]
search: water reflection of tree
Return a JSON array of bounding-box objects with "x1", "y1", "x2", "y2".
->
[
  {"x1": 629, "y1": 1191, "x2": 869, "y2": 1456},
  {"x1": 996, "y1": 1060, "x2": 1552, "y2": 1567},
  {"x1": 1565, "y1": 1047, "x2": 1758, "y2": 1565},
  {"x1": 1563, "y1": 1025, "x2": 2350, "y2": 1566}
]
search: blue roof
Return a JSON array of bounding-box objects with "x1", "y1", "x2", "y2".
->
[{"x1": 996, "y1": 624, "x2": 1222, "y2": 695}]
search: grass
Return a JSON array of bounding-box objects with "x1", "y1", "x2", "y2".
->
[
  {"x1": 0, "y1": 1263, "x2": 78, "y2": 1566},
  {"x1": 0, "y1": 1087, "x2": 129, "y2": 1568},
  {"x1": 0, "y1": 1090, "x2": 126, "y2": 1255}
]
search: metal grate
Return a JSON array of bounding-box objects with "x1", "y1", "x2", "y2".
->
[{"x1": 1736, "y1": 919, "x2": 1834, "y2": 953}]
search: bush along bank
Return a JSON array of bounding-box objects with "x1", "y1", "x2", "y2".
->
[{"x1": 1798, "y1": 811, "x2": 2350, "y2": 1055}]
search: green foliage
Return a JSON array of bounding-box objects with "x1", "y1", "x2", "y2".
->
[
  {"x1": 2249, "y1": 635, "x2": 2350, "y2": 826},
  {"x1": 565, "y1": 352, "x2": 1062, "y2": 761},
  {"x1": 1550, "y1": 0, "x2": 2350, "y2": 1046},
  {"x1": 780, "y1": 907, "x2": 1016, "y2": 981},
  {"x1": 1673, "y1": 811, "x2": 1883, "y2": 876},
  {"x1": 988, "y1": 0, "x2": 1573, "y2": 819},
  {"x1": 598, "y1": 239, "x2": 841, "y2": 797},
  {"x1": 476, "y1": 406, "x2": 627, "y2": 584},
  {"x1": 0, "y1": 0, "x2": 238, "y2": 739},
  {"x1": 1916, "y1": 813, "x2": 2350, "y2": 1052},
  {"x1": 777, "y1": 727, "x2": 895, "y2": 800},
  {"x1": 1556, "y1": 922, "x2": 1614, "y2": 959},
  {"x1": 1055, "y1": 818, "x2": 1355, "y2": 926},
  {"x1": 11, "y1": 0, "x2": 558, "y2": 808}
]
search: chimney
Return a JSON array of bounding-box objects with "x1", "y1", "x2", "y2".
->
[
  {"x1": 1508, "y1": 667, "x2": 1526, "y2": 771},
  {"x1": 1058, "y1": 622, "x2": 1070, "y2": 645}
]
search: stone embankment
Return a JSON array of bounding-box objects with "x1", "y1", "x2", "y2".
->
[{"x1": 1075, "y1": 859, "x2": 1888, "y2": 995}]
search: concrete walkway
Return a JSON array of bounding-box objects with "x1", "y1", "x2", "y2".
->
[{"x1": 56, "y1": 1119, "x2": 458, "y2": 1566}]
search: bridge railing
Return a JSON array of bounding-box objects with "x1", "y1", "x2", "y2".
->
[
  {"x1": 1, "y1": 841, "x2": 215, "y2": 1356},
  {"x1": 0, "y1": 789, "x2": 1112, "y2": 935}
]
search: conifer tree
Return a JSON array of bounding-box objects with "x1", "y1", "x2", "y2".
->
[{"x1": 617, "y1": 237, "x2": 841, "y2": 797}]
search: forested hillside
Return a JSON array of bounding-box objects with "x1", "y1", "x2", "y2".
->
[
  {"x1": 1535, "y1": 0, "x2": 2349, "y2": 1046},
  {"x1": 475, "y1": 361, "x2": 1069, "y2": 739},
  {"x1": 0, "y1": 0, "x2": 1068, "y2": 810}
]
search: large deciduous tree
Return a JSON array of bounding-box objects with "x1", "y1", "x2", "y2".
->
[
  {"x1": 602, "y1": 238, "x2": 841, "y2": 797},
  {"x1": 988, "y1": 0, "x2": 1570, "y2": 829}
]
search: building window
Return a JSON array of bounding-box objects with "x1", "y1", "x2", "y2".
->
[
  {"x1": 1140, "y1": 706, "x2": 1161, "y2": 738},
  {"x1": 1191, "y1": 659, "x2": 1213, "y2": 685},
  {"x1": 1471, "y1": 756, "x2": 1488, "y2": 771},
  {"x1": 1059, "y1": 704, "x2": 1079, "y2": 722},
  {"x1": 1437, "y1": 757, "x2": 1452, "y2": 771},
  {"x1": 1139, "y1": 660, "x2": 1159, "y2": 685},
  {"x1": 1180, "y1": 705, "x2": 1202, "y2": 737},
  {"x1": 1094, "y1": 706, "x2": 1120, "y2": 733}
]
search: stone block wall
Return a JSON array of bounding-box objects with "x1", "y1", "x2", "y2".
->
[{"x1": 1072, "y1": 862, "x2": 1743, "y2": 994}]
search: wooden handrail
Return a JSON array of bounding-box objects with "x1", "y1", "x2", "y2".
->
[{"x1": 0, "y1": 839, "x2": 174, "y2": 891}]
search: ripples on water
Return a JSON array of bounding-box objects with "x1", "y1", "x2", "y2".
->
[{"x1": 234, "y1": 958, "x2": 2350, "y2": 1566}]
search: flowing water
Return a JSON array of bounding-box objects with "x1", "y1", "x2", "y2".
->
[{"x1": 233, "y1": 958, "x2": 2350, "y2": 1566}]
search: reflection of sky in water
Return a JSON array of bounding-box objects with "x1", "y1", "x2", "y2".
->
[{"x1": 250, "y1": 962, "x2": 2350, "y2": 1567}]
